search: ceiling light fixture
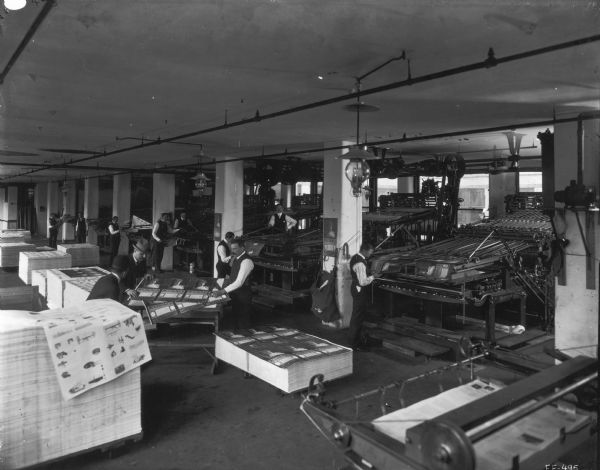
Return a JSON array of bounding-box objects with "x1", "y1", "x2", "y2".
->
[{"x1": 4, "y1": 0, "x2": 26, "y2": 10}]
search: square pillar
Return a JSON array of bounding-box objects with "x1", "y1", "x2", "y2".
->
[
  {"x1": 46, "y1": 182, "x2": 60, "y2": 238},
  {"x1": 152, "y1": 173, "x2": 175, "y2": 270},
  {"x1": 282, "y1": 184, "x2": 294, "y2": 208},
  {"x1": 397, "y1": 176, "x2": 414, "y2": 193},
  {"x1": 61, "y1": 180, "x2": 76, "y2": 241},
  {"x1": 213, "y1": 159, "x2": 244, "y2": 276},
  {"x1": 6, "y1": 186, "x2": 18, "y2": 229},
  {"x1": 554, "y1": 114, "x2": 600, "y2": 359},
  {"x1": 84, "y1": 178, "x2": 99, "y2": 245},
  {"x1": 113, "y1": 173, "x2": 132, "y2": 254},
  {"x1": 323, "y1": 142, "x2": 363, "y2": 326},
  {"x1": 35, "y1": 182, "x2": 48, "y2": 236}
]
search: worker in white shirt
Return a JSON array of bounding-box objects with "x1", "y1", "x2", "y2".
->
[
  {"x1": 348, "y1": 242, "x2": 380, "y2": 350},
  {"x1": 216, "y1": 231, "x2": 235, "y2": 278},
  {"x1": 268, "y1": 204, "x2": 297, "y2": 233},
  {"x1": 213, "y1": 237, "x2": 254, "y2": 330}
]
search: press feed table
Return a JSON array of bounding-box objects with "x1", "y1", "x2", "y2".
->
[
  {"x1": 130, "y1": 276, "x2": 229, "y2": 374},
  {"x1": 302, "y1": 355, "x2": 597, "y2": 470}
]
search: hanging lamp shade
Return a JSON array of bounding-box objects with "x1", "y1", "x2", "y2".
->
[
  {"x1": 336, "y1": 145, "x2": 378, "y2": 161},
  {"x1": 4, "y1": 0, "x2": 26, "y2": 10}
]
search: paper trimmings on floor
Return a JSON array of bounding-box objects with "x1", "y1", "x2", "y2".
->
[
  {"x1": 46, "y1": 266, "x2": 109, "y2": 309},
  {"x1": 57, "y1": 243, "x2": 100, "y2": 267},
  {"x1": 0, "y1": 242, "x2": 36, "y2": 267},
  {"x1": 215, "y1": 326, "x2": 352, "y2": 393},
  {"x1": 18, "y1": 250, "x2": 72, "y2": 284},
  {"x1": 0, "y1": 299, "x2": 150, "y2": 469}
]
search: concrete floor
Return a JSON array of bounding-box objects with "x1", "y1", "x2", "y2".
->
[{"x1": 0, "y1": 243, "x2": 597, "y2": 470}]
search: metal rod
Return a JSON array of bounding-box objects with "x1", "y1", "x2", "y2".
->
[
  {"x1": 467, "y1": 230, "x2": 495, "y2": 262},
  {"x1": 467, "y1": 371, "x2": 598, "y2": 443},
  {"x1": 4, "y1": 33, "x2": 600, "y2": 180},
  {"x1": 0, "y1": 1, "x2": 55, "y2": 84}
]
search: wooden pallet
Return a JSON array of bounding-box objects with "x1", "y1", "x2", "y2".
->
[{"x1": 368, "y1": 328, "x2": 450, "y2": 358}]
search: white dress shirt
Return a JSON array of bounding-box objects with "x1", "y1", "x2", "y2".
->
[
  {"x1": 353, "y1": 253, "x2": 374, "y2": 292},
  {"x1": 217, "y1": 242, "x2": 231, "y2": 263},
  {"x1": 268, "y1": 213, "x2": 297, "y2": 230},
  {"x1": 224, "y1": 251, "x2": 254, "y2": 293}
]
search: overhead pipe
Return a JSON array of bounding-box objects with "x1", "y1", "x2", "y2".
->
[
  {"x1": 0, "y1": 0, "x2": 56, "y2": 84},
  {"x1": 4, "y1": 33, "x2": 600, "y2": 181},
  {"x1": 0, "y1": 160, "x2": 192, "y2": 174}
]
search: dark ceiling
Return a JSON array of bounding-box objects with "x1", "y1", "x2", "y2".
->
[{"x1": 0, "y1": 0, "x2": 599, "y2": 182}]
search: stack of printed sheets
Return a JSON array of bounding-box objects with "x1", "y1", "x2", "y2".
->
[
  {"x1": 0, "y1": 300, "x2": 151, "y2": 469},
  {"x1": 0, "y1": 242, "x2": 36, "y2": 267},
  {"x1": 57, "y1": 243, "x2": 100, "y2": 267},
  {"x1": 46, "y1": 266, "x2": 109, "y2": 309},
  {"x1": 18, "y1": 251, "x2": 72, "y2": 284},
  {"x1": 215, "y1": 326, "x2": 352, "y2": 393},
  {"x1": 0, "y1": 229, "x2": 31, "y2": 243}
]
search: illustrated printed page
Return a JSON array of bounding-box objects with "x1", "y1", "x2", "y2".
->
[{"x1": 41, "y1": 299, "x2": 151, "y2": 400}]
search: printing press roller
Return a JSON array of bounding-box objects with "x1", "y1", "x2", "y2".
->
[{"x1": 301, "y1": 356, "x2": 597, "y2": 470}]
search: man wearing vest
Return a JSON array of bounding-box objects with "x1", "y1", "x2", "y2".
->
[
  {"x1": 216, "y1": 231, "x2": 234, "y2": 278},
  {"x1": 151, "y1": 212, "x2": 180, "y2": 272},
  {"x1": 268, "y1": 204, "x2": 297, "y2": 233},
  {"x1": 349, "y1": 242, "x2": 376, "y2": 350},
  {"x1": 214, "y1": 237, "x2": 254, "y2": 330}
]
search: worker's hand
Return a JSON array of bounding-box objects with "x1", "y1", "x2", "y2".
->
[
  {"x1": 125, "y1": 289, "x2": 139, "y2": 299},
  {"x1": 211, "y1": 289, "x2": 227, "y2": 297}
]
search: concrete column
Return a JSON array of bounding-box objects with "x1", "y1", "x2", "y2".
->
[
  {"x1": 6, "y1": 186, "x2": 17, "y2": 229},
  {"x1": 113, "y1": 173, "x2": 132, "y2": 254},
  {"x1": 46, "y1": 182, "x2": 60, "y2": 238},
  {"x1": 34, "y1": 182, "x2": 48, "y2": 236},
  {"x1": 554, "y1": 114, "x2": 600, "y2": 359},
  {"x1": 61, "y1": 180, "x2": 76, "y2": 241},
  {"x1": 323, "y1": 142, "x2": 363, "y2": 326},
  {"x1": 213, "y1": 159, "x2": 244, "y2": 277},
  {"x1": 152, "y1": 173, "x2": 176, "y2": 270},
  {"x1": 282, "y1": 184, "x2": 293, "y2": 208},
  {"x1": 488, "y1": 172, "x2": 516, "y2": 219},
  {"x1": 84, "y1": 178, "x2": 99, "y2": 245},
  {"x1": 397, "y1": 176, "x2": 414, "y2": 193}
]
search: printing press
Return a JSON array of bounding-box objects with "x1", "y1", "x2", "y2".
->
[
  {"x1": 301, "y1": 353, "x2": 598, "y2": 470},
  {"x1": 371, "y1": 210, "x2": 555, "y2": 341}
]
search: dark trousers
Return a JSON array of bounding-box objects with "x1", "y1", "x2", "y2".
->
[
  {"x1": 76, "y1": 231, "x2": 86, "y2": 243},
  {"x1": 230, "y1": 288, "x2": 252, "y2": 330},
  {"x1": 152, "y1": 241, "x2": 165, "y2": 270},
  {"x1": 109, "y1": 235, "x2": 120, "y2": 263},
  {"x1": 49, "y1": 229, "x2": 58, "y2": 248},
  {"x1": 216, "y1": 261, "x2": 230, "y2": 279},
  {"x1": 348, "y1": 290, "x2": 369, "y2": 348}
]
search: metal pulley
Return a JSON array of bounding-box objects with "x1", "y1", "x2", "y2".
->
[{"x1": 420, "y1": 420, "x2": 475, "y2": 470}]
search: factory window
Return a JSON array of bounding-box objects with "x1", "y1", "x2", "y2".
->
[
  {"x1": 377, "y1": 178, "x2": 398, "y2": 206},
  {"x1": 295, "y1": 181, "x2": 311, "y2": 195},
  {"x1": 458, "y1": 174, "x2": 489, "y2": 226},
  {"x1": 519, "y1": 172, "x2": 542, "y2": 193}
]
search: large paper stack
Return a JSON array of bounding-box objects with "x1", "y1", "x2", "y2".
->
[
  {"x1": 18, "y1": 251, "x2": 72, "y2": 284},
  {"x1": 57, "y1": 243, "x2": 100, "y2": 267},
  {"x1": 46, "y1": 266, "x2": 109, "y2": 309},
  {"x1": 215, "y1": 327, "x2": 352, "y2": 393},
  {"x1": 31, "y1": 269, "x2": 49, "y2": 299},
  {"x1": 0, "y1": 229, "x2": 31, "y2": 243},
  {"x1": 0, "y1": 242, "x2": 36, "y2": 267},
  {"x1": 0, "y1": 300, "x2": 150, "y2": 469},
  {"x1": 63, "y1": 277, "x2": 98, "y2": 306}
]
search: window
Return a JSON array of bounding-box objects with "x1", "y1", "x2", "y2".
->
[
  {"x1": 295, "y1": 181, "x2": 311, "y2": 195},
  {"x1": 519, "y1": 172, "x2": 542, "y2": 193},
  {"x1": 457, "y1": 174, "x2": 489, "y2": 226}
]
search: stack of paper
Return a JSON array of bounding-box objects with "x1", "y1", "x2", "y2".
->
[
  {"x1": 0, "y1": 300, "x2": 150, "y2": 469},
  {"x1": 0, "y1": 242, "x2": 36, "y2": 267},
  {"x1": 18, "y1": 251, "x2": 72, "y2": 284},
  {"x1": 215, "y1": 326, "x2": 353, "y2": 393},
  {"x1": 46, "y1": 267, "x2": 109, "y2": 309},
  {"x1": 0, "y1": 229, "x2": 31, "y2": 243},
  {"x1": 31, "y1": 269, "x2": 49, "y2": 300},
  {"x1": 63, "y1": 277, "x2": 98, "y2": 306},
  {"x1": 57, "y1": 243, "x2": 100, "y2": 267}
]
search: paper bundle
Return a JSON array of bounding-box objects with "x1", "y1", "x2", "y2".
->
[
  {"x1": 18, "y1": 251, "x2": 72, "y2": 284},
  {"x1": 0, "y1": 229, "x2": 31, "y2": 243},
  {"x1": 46, "y1": 267, "x2": 109, "y2": 309},
  {"x1": 0, "y1": 242, "x2": 36, "y2": 267},
  {"x1": 31, "y1": 269, "x2": 49, "y2": 299},
  {"x1": 0, "y1": 300, "x2": 150, "y2": 469},
  {"x1": 63, "y1": 278, "x2": 98, "y2": 306},
  {"x1": 57, "y1": 243, "x2": 100, "y2": 267},
  {"x1": 215, "y1": 326, "x2": 353, "y2": 393}
]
